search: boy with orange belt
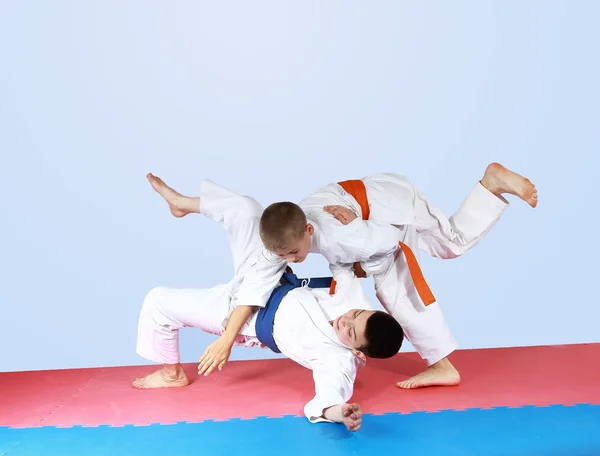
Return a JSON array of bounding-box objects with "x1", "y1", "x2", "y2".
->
[{"x1": 166, "y1": 163, "x2": 538, "y2": 389}]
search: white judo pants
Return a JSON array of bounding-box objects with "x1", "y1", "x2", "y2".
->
[
  {"x1": 135, "y1": 180, "x2": 264, "y2": 365},
  {"x1": 366, "y1": 176, "x2": 508, "y2": 366}
]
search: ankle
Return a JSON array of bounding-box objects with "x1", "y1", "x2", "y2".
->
[
  {"x1": 431, "y1": 357, "x2": 453, "y2": 371},
  {"x1": 162, "y1": 363, "x2": 182, "y2": 378},
  {"x1": 179, "y1": 196, "x2": 200, "y2": 214},
  {"x1": 190, "y1": 197, "x2": 201, "y2": 213},
  {"x1": 480, "y1": 176, "x2": 500, "y2": 195}
]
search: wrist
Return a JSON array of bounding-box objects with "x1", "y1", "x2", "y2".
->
[
  {"x1": 323, "y1": 404, "x2": 344, "y2": 423},
  {"x1": 220, "y1": 329, "x2": 237, "y2": 344}
]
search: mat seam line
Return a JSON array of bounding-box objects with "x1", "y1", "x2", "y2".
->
[
  {"x1": 35, "y1": 368, "x2": 105, "y2": 427},
  {"x1": 23, "y1": 403, "x2": 600, "y2": 429},
  {"x1": 2, "y1": 368, "x2": 105, "y2": 455}
]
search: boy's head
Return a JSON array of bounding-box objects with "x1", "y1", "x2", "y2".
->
[
  {"x1": 260, "y1": 202, "x2": 313, "y2": 263},
  {"x1": 333, "y1": 309, "x2": 403, "y2": 360}
]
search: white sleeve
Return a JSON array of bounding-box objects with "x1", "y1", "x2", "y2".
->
[
  {"x1": 329, "y1": 263, "x2": 355, "y2": 284},
  {"x1": 235, "y1": 247, "x2": 287, "y2": 308},
  {"x1": 329, "y1": 220, "x2": 401, "y2": 277},
  {"x1": 360, "y1": 250, "x2": 398, "y2": 278},
  {"x1": 303, "y1": 356, "x2": 358, "y2": 424}
]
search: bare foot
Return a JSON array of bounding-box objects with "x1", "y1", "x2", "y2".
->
[
  {"x1": 146, "y1": 173, "x2": 200, "y2": 217},
  {"x1": 480, "y1": 162, "x2": 538, "y2": 208},
  {"x1": 396, "y1": 358, "x2": 460, "y2": 389},
  {"x1": 132, "y1": 364, "x2": 190, "y2": 389}
]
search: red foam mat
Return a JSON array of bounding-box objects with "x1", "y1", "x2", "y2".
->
[
  {"x1": 0, "y1": 368, "x2": 97, "y2": 427},
  {"x1": 1, "y1": 344, "x2": 599, "y2": 428}
]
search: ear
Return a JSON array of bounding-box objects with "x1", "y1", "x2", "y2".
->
[
  {"x1": 306, "y1": 223, "x2": 314, "y2": 235},
  {"x1": 351, "y1": 349, "x2": 367, "y2": 362}
]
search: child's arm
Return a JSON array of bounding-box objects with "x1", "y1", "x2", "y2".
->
[
  {"x1": 235, "y1": 247, "x2": 288, "y2": 307},
  {"x1": 197, "y1": 305, "x2": 255, "y2": 376},
  {"x1": 324, "y1": 205, "x2": 403, "y2": 277},
  {"x1": 304, "y1": 356, "x2": 362, "y2": 431},
  {"x1": 198, "y1": 248, "x2": 287, "y2": 376}
]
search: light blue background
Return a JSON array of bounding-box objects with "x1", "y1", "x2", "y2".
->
[{"x1": 1, "y1": 1, "x2": 598, "y2": 372}]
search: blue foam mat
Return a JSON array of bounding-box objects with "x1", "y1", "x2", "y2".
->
[{"x1": 1, "y1": 404, "x2": 599, "y2": 456}]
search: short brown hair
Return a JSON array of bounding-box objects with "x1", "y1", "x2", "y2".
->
[{"x1": 260, "y1": 202, "x2": 306, "y2": 251}]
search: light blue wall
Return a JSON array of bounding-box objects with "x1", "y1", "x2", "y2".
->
[{"x1": 1, "y1": 1, "x2": 598, "y2": 372}]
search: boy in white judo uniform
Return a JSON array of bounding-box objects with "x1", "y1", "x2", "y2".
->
[
  {"x1": 133, "y1": 176, "x2": 403, "y2": 432},
  {"x1": 201, "y1": 163, "x2": 537, "y2": 389}
]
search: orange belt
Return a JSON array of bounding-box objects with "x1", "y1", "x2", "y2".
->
[{"x1": 329, "y1": 179, "x2": 436, "y2": 306}]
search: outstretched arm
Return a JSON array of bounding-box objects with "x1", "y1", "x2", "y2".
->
[
  {"x1": 304, "y1": 356, "x2": 363, "y2": 432},
  {"x1": 197, "y1": 305, "x2": 255, "y2": 376},
  {"x1": 198, "y1": 248, "x2": 287, "y2": 376}
]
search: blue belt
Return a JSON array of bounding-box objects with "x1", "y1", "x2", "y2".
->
[{"x1": 255, "y1": 273, "x2": 333, "y2": 353}]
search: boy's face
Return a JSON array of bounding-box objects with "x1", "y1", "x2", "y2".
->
[
  {"x1": 332, "y1": 309, "x2": 375, "y2": 359},
  {"x1": 272, "y1": 224, "x2": 313, "y2": 263}
]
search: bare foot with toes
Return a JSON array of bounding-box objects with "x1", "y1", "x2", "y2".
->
[
  {"x1": 480, "y1": 163, "x2": 538, "y2": 208},
  {"x1": 132, "y1": 364, "x2": 190, "y2": 389},
  {"x1": 146, "y1": 173, "x2": 200, "y2": 217},
  {"x1": 396, "y1": 358, "x2": 460, "y2": 389}
]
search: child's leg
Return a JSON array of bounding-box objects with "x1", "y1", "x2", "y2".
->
[
  {"x1": 137, "y1": 176, "x2": 266, "y2": 386},
  {"x1": 412, "y1": 162, "x2": 537, "y2": 259},
  {"x1": 364, "y1": 163, "x2": 536, "y2": 260},
  {"x1": 133, "y1": 283, "x2": 239, "y2": 389},
  {"x1": 373, "y1": 227, "x2": 460, "y2": 389},
  {"x1": 197, "y1": 179, "x2": 264, "y2": 274},
  {"x1": 147, "y1": 174, "x2": 264, "y2": 274}
]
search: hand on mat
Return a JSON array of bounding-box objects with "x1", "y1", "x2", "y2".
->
[
  {"x1": 198, "y1": 336, "x2": 233, "y2": 376},
  {"x1": 323, "y1": 205, "x2": 357, "y2": 225},
  {"x1": 342, "y1": 403, "x2": 362, "y2": 432}
]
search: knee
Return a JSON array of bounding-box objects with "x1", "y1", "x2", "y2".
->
[{"x1": 141, "y1": 286, "x2": 168, "y2": 314}]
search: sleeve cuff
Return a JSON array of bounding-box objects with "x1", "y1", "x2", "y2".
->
[{"x1": 304, "y1": 399, "x2": 342, "y2": 424}]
